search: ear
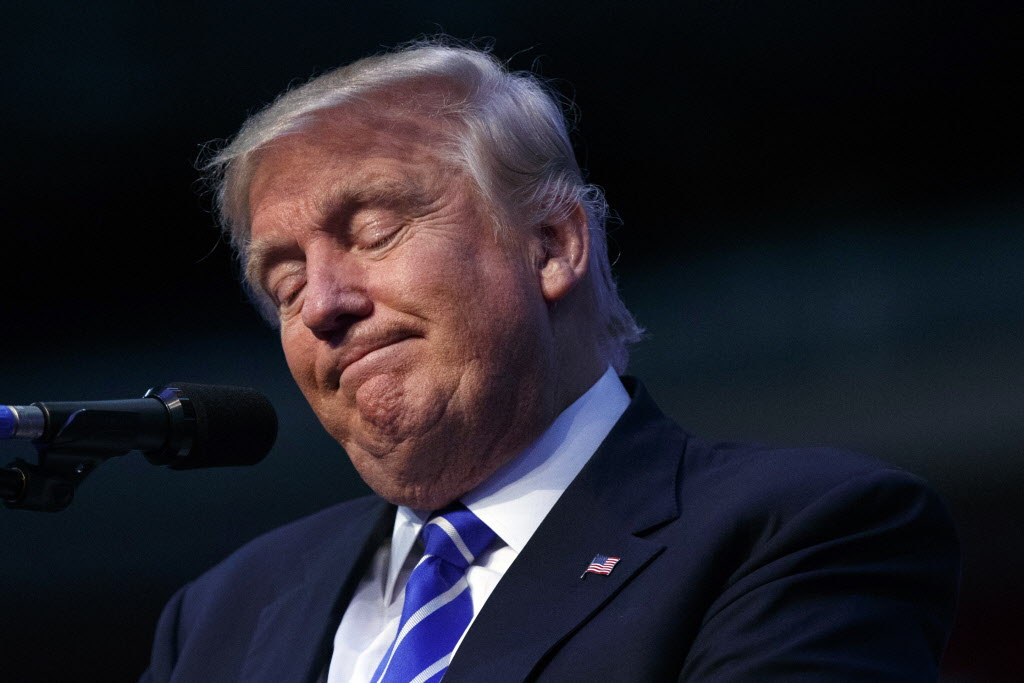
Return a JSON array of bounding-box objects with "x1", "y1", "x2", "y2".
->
[{"x1": 536, "y1": 201, "x2": 590, "y2": 303}]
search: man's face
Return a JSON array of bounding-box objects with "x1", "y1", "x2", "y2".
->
[{"x1": 247, "y1": 105, "x2": 556, "y2": 509}]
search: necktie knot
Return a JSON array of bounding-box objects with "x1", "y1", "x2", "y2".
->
[
  {"x1": 370, "y1": 503, "x2": 495, "y2": 683},
  {"x1": 421, "y1": 504, "x2": 495, "y2": 570}
]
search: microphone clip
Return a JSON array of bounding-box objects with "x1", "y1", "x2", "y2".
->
[{"x1": 2, "y1": 409, "x2": 126, "y2": 512}]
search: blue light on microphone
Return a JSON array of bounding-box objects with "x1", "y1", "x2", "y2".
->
[{"x1": 0, "y1": 406, "x2": 16, "y2": 439}]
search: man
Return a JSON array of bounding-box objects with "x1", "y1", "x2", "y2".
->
[{"x1": 143, "y1": 40, "x2": 959, "y2": 682}]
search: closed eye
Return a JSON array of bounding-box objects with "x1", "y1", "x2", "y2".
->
[
  {"x1": 266, "y1": 269, "x2": 306, "y2": 314},
  {"x1": 367, "y1": 231, "x2": 399, "y2": 250},
  {"x1": 278, "y1": 284, "x2": 303, "y2": 309}
]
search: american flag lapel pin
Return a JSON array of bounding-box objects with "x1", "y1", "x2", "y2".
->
[{"x1": 580, "y1": 554, "x2": 621, "y2": 579}]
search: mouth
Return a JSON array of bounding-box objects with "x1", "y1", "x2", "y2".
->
[{"x1": 335, "y1": 334, "x2": 416, "y2": 382}]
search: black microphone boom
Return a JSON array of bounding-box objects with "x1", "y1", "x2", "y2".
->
[{"x1": 0, "y1": 382, "x2": 278, "y2": 511}]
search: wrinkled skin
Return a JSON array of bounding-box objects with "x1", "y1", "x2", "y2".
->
[{"x1": 246, "y1": 102, "x2": 598, "y2": 509}]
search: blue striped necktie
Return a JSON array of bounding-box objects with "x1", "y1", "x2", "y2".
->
[{"x1": 371, "y1": 504, "x2": 496, "y2": 683}]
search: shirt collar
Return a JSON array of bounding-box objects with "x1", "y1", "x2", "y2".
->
[
  {"x1": 385, "y1": 366, "x2": 629, "y2": 596},
  {"x1": 462, "y1": 366, "x2": 629, "y2": 552}
]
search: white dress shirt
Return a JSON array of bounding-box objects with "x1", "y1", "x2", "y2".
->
[{"x1": 326, "y1": 367, "x2": 629, "y2": 683}]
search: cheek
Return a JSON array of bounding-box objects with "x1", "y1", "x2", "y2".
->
[
  {"x1": 393, "y1": 237, "x2": 532, "y2": 311},
  {"x1": 378, "y1": 247, "x2": 479, "y2": 322},
  {"x1": 280, "y1": 325, "x2": 317, "y2": 391}
]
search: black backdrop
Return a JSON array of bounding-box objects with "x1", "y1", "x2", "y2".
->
[{"x1": 1, "y1": 2, "x2": 1021, "y2": 681}]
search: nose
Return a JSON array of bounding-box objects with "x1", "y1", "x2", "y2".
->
[{"x1": 301, "y1": 246, "x2": 373, "y2": 339}]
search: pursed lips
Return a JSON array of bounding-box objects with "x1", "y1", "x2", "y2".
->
[{"x1": 333, "y1": 333, "x2": 416, "y2": 378}]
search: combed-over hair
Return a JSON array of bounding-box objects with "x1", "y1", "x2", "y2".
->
[{"x1": 204, "y1": 38, "x2": 643, "y2": 372}]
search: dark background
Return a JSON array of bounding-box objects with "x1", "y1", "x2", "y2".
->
[{"x1": 1, "y1": 1, "x2": 1020, "y2": 680}]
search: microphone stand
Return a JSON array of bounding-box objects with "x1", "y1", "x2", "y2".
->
[{"x1": 2, "y1": 409, "x2": 130, "y2": 512}]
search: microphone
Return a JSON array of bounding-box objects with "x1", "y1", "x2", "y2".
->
[{"x1": 0, "y1": 382, "x2": 278, "y2": 469}]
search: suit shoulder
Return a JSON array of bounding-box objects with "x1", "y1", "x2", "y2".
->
[
  {"x1": 669, "y1": 437, "x2": 958, "y2": 609},
  {"x1": 678, "y1": 436, "x2": 947, "y2": 526},
  {"x1": 185, "y1": 494, "x2": 387, "y2": 599},
  {"x1": 685, "y1": 435, "x2": 886, "y2": 476}
]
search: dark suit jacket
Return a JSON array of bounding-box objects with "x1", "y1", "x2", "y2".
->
[{"x1": 142, "y1": 378, "x2": 959, "y2": 682}]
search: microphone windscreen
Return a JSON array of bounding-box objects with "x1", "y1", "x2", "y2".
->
[{"x1": 168, "y1": 382, "x2": 278, "y2": 469}]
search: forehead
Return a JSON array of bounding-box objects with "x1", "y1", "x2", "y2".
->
[{"x1": 248, "y1": 106, "x2": 450, "y2": 213}]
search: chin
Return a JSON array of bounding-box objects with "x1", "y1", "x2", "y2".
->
[
  {"x1": 379, "y1": 486, "x2": 461, "y2": 511},
  {"x1": 349, "y1": 369, "x2": 454, "y2": 440},
  {"x1": 353, "y1": 449, "x2": 469, "y2": 510}
]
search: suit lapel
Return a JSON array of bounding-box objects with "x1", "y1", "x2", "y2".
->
[
  {"x1": 240, "y1": 498, "x2": 395, "y2": 683},
  {"x1": 445, "y1": 379, "x2": 688, "y2": 682}
]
